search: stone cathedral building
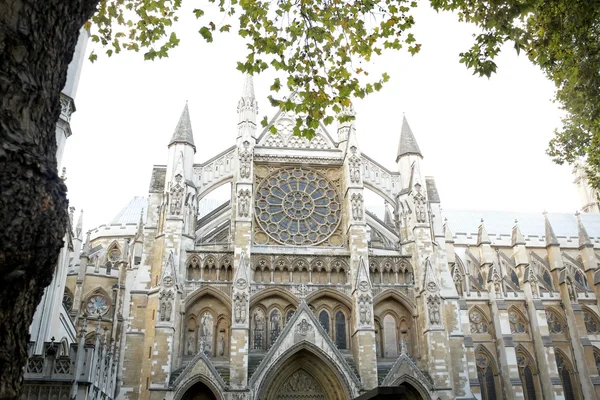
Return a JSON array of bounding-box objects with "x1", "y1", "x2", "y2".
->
[{"x1": 25, "y1": 74, "x2": 600, "y2": 400}]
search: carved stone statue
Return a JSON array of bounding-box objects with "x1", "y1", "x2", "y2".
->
[
  {"x1": 351, "y1": 193, "x2": 363, "y2": 221},
  {"x1": 427, "y1": 295, "x2": 441, "y2": 325},
  {"x1": 187, "y1": 333, "x2": 195, "y2": 355},
  {"x1": 348, "y1": 149, "x2": 361, "y2": 184},
  {"x1": 238, "y1": 189, "x2": 250, "y2": 218},
  {"x1": 160, "y1": 302, "x2": 166, "y2": 322},
  {"x1": 170, "y1": 180, "x2": 184, "y2": 216},
  {"x1": 165, "y1": 302, "x2": 172, "y2": 322},
  {"x1": 239, "y1": 142, "x2": 252, "y2": 179},
  {"x1": 217, "y1": 332, "x2": 225, "y2": 356}
]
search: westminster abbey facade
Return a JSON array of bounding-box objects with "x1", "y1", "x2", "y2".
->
[{"x1": 25, "y1": 73, "x2": 600, "y2": 400}]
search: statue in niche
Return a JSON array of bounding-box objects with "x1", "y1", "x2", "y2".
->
[
  {"x1": 217, "y1": 332, "x2": 225, "y2": 356},
  {"x1": 234, "y1": 293, "x2": 247, "y2": 324},
  {"x1": 170, "y1": 178, "x2": 184, "y2": 215},
  {"x1": 238, "y1": 189, "x2": 250, "y2": 217},
  {"x1": 270, "y1": 310, "x2": 281, "y2": 344},
  {"x1": 427, "y1": 295, "x2": 441, "y2": 325},
  {"x1": 413, "y1": 183, "x2": 426, "y2": 223},
  {"x1": 358, "y1": 294, "x2": 372, "y2": 325},
  {"x1": 165, "y1": 302, "x2": 172, "y2": 322},
  {"x1": 351, "y1": 193, "x2": 363, "y2": 220},
  {"x1": 567, "y1": 278, "x2": 577, "y2": 302},
  {"x1": 253, "y1": 310, "x2": 265, "y2": 350},
  {"x1": 187, "y1": 332, "x2": 195, "y2": 355},
  {"x1": 160, "y1": 302, "x2": 166, "y2": 322},
  {"x1": 348, "y1": 147, "x2": 361, "y2": 183},
  {"x1": 199, "y1": 312, "x2": 213, "y2": 355},
  {"x1": 239, "y1": 141, "x2": 252, "y2": 179}
]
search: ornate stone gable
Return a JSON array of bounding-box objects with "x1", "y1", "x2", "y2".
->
[
  {"x1": 256, "y1": 110, "x2": 336, "y2": 150},
  {"x1": 249, "y1": 301, "x2": 361, "y2": 398},
  {"x1": 380, "y1": 344, "x2": 433, "y2": 392}
]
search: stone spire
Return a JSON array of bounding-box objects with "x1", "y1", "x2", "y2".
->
[
  {"x1": 576, "y1": 212, "x2": 592, "y2": 248},
  {"x1": 396, "y1": 115, "x2": 422, "y2": 162},
  {"x1": 168, "y1": 103, "x2": 196, "y2": 151},
  {"x1": 544, "y1": 212, "x2": 559, "y2": 246},
  {"x1": 477, "y1": 219, "x2": 491, "y2": 245},
  {"x1": 511, "y1": 219, "x2": 525, "y2": 247}
]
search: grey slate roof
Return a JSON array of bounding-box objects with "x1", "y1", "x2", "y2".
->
[
  {"x1": 444, "y1": 209, "x2": 600, "y2": 240},
  {"x1": 110, "y1": 196, "x2": 148, "y2": 225},
  {"x1": 169, "y1": 103, "x2": 195, "y2": 150},
  {"x1": 396, "y1": 115, "x2": 422, "y2": 161}
]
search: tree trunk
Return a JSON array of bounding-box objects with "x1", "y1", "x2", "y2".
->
[{"x1": 0, "y1": 1, "x2": 98, "y2": 398}]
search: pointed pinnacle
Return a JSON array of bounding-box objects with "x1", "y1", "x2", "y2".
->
[
  {"x1": 477, "y1": 219, "x2": 491, "y2": 245},
  {"x1": 511, "y1": 219, "x2": 525, "y2": 246},
  {"x1": 396, "y1": 115, "x2": 422, "y2": 161},
  {"x1": 76, "y1": 209, "x2": 84, "y2": 239},
  {"x1": 242, "y1": 74, "x2": 255, "y2": 99},
  {"x1": 169, "y1": 103, "x2": 196, "y2": 151},
  {"x1": 544, "y1": 212, "x2": 559, "y2": 247},
  {"x1": 576, "y1": 212, "x2": 592, "y2": 248},
  {"x1": 444, "y1": 219, "x2": 454, "y2": 243}
]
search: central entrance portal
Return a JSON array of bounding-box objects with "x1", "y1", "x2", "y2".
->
[
  {"x1": 180, "y1": 381, "x2": 218, "y2": 400},
  {"x1": 260, "y1": 349, "x2": 351, "y2": 400}
]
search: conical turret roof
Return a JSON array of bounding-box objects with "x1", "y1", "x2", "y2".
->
[
  {"x1": 169, "y1": 103, "x2": 196, "y2": 151},
  {"x1": 396, "y1": 115, "x2": 422, "y2": 161}
]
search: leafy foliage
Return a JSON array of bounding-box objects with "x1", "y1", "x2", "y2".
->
[
  {"x1": 89, "y1": 0, "x2": 600, "y2": 188},
  {"x1": 88, "y1": 0, "x2": 419, "y2": 139},
  {"x1": 430, "y1": 0, "x2": 600, "y2": 189}
]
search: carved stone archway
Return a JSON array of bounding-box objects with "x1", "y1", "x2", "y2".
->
[
  {"x1": 259, "y1": 349, "x2": 350, "y2": 400},
  {"x1": 180, "y1": 380, "x2": 220, "y2": 400}
]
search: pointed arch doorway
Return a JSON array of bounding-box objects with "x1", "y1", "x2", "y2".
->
[
  {"x1": 180, "y1": 381, "x2": 219, "y2": 400},
  {"x1": 259, "y1": 349, "x2": 352, "y2": 400}
]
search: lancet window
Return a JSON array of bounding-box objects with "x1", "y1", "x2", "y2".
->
[
  {"x1": 318, "y1": 310, "x2": 330, "y2": 334},
  {"x1": 475, "y1": 350, "x2": 497, "y2": 400},
  {"x1": 555, "y1": 353, "x2": 576, "y2": 400},
  {"x1": 252, "y1": 309, "x2": 266, "y2": 350},
  {"x1": 517, "y1": 351, "x2": 537, "y2": 400},
  {"x1": 269, "y1": 309, "x2": 281, "y2": 348},
  {"x1": 594, "y1": 349, "x2": 600, "y2": 376}
]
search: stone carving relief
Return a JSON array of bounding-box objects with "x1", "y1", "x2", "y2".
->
[
  {"x1": 351, "y1": 193, "x2": 363, "y2": 221},
  {"x1": 296, "y1": 318, "x2": 314, "y2": 336},
  {"x1": 217, "y1": 331, "x2": 225, "y2": 356},
  {"x1": 199, "y1": 312, "x2": 214, "y2": 355},
  {"x1": 159, "y1": 290, "x2": 174, "y2": 322},
  {"x1": 239, "y1": 141, "x2": 252, "y2": 179},
  {"x1": 276, "y1": 369, "x2": 325, "y2": 399},
  {"x1": 234, "y1": 293, "x2": 247, "y2": 324},
  {"x1": 238, "y1": 189, "x2": 251, "y2": 218},
  {"x1": 348, "y1": 146, "x2": 361, "y2": 184}
]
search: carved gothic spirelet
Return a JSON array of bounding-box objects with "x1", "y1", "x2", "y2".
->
[
  {"x1": 351, "y1": 193, "x2": 363, "y2": 221},
  {"x1": 238, "y1": 189, "x2": 251, "y2": 217},
  {"x1": 239, "y1": 141, "x2": 252, "y2": 179}
]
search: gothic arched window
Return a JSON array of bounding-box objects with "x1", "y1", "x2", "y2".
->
[
  {"x1": 335, "y1": 311, "x2": 347, "y2": 349},
  {"x1": 594, "y1": 349, "x2": 600, "y2": 376},
  {"x1": 583, "y1": 310, "x2": 600, "y2": 334},
  {"x1": 555, "y1": 353, "x2": 576, "y2": 400},
  {"x1": 318, "y1": 310, "x2": 330, "y2": 334},
  {"x1": 575, "y1": 271, "x2": 589, "y2": 290},
  {"x1": 469, "y1": 309, "x2": 489, "y2": 334},
  {"x1": 517, "y1": 352, "x2": 537, "y2": 400},
  {"x1": 510, "y1": 269, "x2": 520, "y2": 288},
  {"x1": 269, "y1": 309, "x2": 281, "y2": 347},
  {"x1": 62, "y1": 291, "x2": 73, "y2": 312},
  {"x1": 475, "y1": 351, "x2": 497, "y2": 400},
  {"x1": 545, "y1": 310, "x2": 564, "y2": 334},
  {"x1": 252, "y1": 309, "x2": 265, "y2": 350},
  {"x1": 509, "y1": 310, "x2": 527, "y2": 334},
  {"x1": 542, "y1": 271, "x2": 553, "y2": 289}
]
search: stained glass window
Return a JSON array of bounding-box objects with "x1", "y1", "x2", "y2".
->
[
  {"x1": 517, "y1": 353, "x2": 537, "y2": 400},
  {"x1": 476, "y1": 352, "x2": 497, "y2": 400},
  {"x1": 255, "y1": 167, "x2": 341, "y2": 245},
  {"x1": 511, "y1": 270, "x2": 520, "y2": 288},
  {"x1": 556, "y1": 354, "x2": 576, "y2": 400}
]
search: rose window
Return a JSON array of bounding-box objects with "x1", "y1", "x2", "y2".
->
[
  {"x1": 255, "y1": 167, "x2": 341, "y2": 245},
  {"x1": 86, "y1": 295, "x2": 109, "y2": 316}
]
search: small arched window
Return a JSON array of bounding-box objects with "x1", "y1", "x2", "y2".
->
[
  {"x1": 335, "y1": 311, "x2": 347, "y2": 349},
  {"x1": 510, "y1": 269, "x2": 520, "y2": 288},
  {"x1": 509, "y1": 310, "x2": 527, "y2": 334},
  {"x1": 575, "y1": 271, "x2": 589, "y2": 290},
  {"x1": 583, "y1": 310, "x2": 600, "y2": 334},
  {"x1": 469, "y1": 309, "x2": 489, "y2": 334},
  {"x1": 545, "y1": 310, "x2": 564, "y2": 334},
  {"x1": 543, "y1": 271, "x2": 553, "y2": 289},
  {"x1": 62, "y1": 291, "x2": 73, "y2": 312}
]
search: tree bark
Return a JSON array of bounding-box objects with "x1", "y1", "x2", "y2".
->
[{"x1": 0, "y1": 1, "x2": 98, "y2": 398}]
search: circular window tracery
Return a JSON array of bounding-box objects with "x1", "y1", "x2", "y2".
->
[
  {"x1": 86, "y1": 295, "x2": 109, "y2": 316},
  {"x1": 255, "y1": 167, "x2": 341, "y2": 245}
]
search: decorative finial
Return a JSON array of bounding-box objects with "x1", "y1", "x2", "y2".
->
[{"x1": 60, "y1": 167, "x2": 67, "y2": 181}]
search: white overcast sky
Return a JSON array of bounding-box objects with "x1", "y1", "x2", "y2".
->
[{"x1": 63, "y1": 3, "x2": 581, "y2": 233}]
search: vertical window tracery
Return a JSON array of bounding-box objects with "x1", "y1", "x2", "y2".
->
[{"x1": 335, "y1": 311, "x2": 347, "y2": 349}]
